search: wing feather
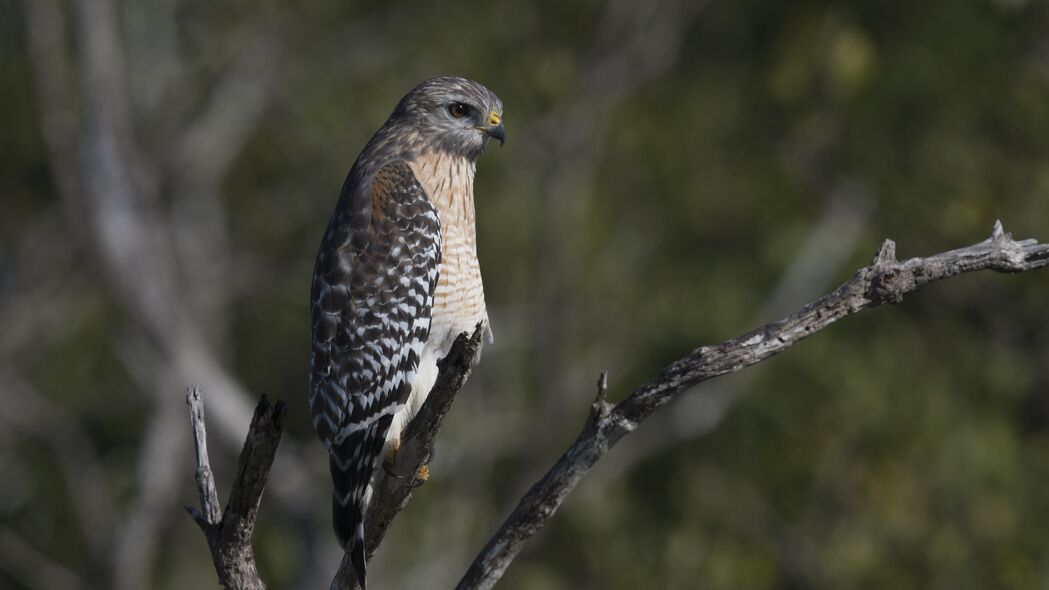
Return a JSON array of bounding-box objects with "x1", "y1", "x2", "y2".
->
[{"x1": 308, "y1": 160, "x2": 441, "y2": 588}]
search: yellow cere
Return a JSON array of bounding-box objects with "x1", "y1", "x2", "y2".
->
[{"x1": 488, "y1": 112, "x2": 501, "y2": 126}]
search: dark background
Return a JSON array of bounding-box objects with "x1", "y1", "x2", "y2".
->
[{"x1": 2, "y1": 0, "x2": 1048, "y2": 588}]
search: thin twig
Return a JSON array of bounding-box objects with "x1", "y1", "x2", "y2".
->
[
  {"x1": 456, "y1": 221, "x2": 1049, "y2": 590},
  {"x1": 593, "y1": 183, "x2": 873, "y2": 485},
  {"x1": 187, "y1": 386, "x2": 222, "y2": 528}
]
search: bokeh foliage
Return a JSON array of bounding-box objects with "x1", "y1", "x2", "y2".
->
[{"x1": 1, "y1": 0, "x2": 1048, "y2": 588}]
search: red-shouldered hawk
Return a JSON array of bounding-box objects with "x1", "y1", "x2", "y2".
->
[{"x1": 309, "y1": 76, "x2": 503, "y2": 589}]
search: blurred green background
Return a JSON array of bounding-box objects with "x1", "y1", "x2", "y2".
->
[{"x1": 2, "y1": 0, "x2": 1048, "y2": 588}]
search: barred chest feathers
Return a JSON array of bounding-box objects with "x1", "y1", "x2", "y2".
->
[{"x1": 384, "y1": 150, "x2": 492, "y2": 451}]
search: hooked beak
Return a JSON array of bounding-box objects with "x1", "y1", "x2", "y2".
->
[{"x1": 483, "y1": 112, "x2": 506, "y2": 146}]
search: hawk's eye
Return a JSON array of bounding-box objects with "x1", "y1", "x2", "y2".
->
[{"x1": 448, "y1": 102, "x2": 470, "y2": 118}]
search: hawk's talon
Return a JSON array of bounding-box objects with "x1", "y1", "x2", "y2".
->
[
  {"x1": 383, "y1": 461, "x2": 406, "y2": 480},
  {"x1": 381, "y1": 446, "x2": 431, "y2": 487},
  {"x1": 408, "y1": 464, "x2": 430, "y2": 488}
]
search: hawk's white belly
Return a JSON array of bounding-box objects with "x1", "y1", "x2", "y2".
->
[{"x1": 382, "y1": 217, "x2": 491, "y2": 458}]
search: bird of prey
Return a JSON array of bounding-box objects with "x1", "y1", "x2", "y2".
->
[{"x1": 308, "y1": 76, "x2": 503, "y2": 589}]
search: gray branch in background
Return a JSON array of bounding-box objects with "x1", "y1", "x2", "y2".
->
[
  {"x1": 186, "y1": 387, "x2": 286, "y2": 590},
  {"x1": 455, "y1": 221, "x2": 1049, "y2": 590},
  {"x1": 593, "y1": 182, "x2": 873, "y2": 486},
  {"x1": 167, "y1": 37, "x2": 280, "y2": 348},
  {"x1": 185, "y1": 221, "x2": 1049, "y2": 590},
  {"x1": 21, "y1": 11, "x2": 305, "y2": 581},
  {"x1": 23, "y1": 0, "x2": 277, "y2": 449},
  {"x1": 0, "y1": 527, "x2": 89, "y2": 590},
  {"x1": 525, "y1": 0, "x2": 709, "y2": 448},
  {"x1": 0, "y1": 373, "x2": 114, "y2": 559},
  {"x1": 21, "y1": 2, "x2": 393, "y2": 587}
]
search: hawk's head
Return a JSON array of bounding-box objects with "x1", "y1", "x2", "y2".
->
[{"x1": 390, "y1": 76, "x2": 505, "y2": 160}]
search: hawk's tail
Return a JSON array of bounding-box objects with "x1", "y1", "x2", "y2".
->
[
  {"x1": 330, "y1": 417, "x2": 393, "y2": 590},
  {"x1": 332, "y1": 485, "x2": 368, "y2": 590}
]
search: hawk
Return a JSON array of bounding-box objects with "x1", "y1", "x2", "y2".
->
[{"x1": 308, "y1": 76, "x2": 503, "y2": 589}]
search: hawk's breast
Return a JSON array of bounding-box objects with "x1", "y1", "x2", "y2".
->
[{"x1": 409, "y1": 151, "x2": 491, "y2": 355}]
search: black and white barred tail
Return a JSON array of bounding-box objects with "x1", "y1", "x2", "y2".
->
[{"x1": 330, "y1": 417, "x2": 392, "y2": 590}]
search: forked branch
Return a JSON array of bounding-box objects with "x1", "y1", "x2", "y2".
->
[
  {"x1": 187, "y1": 222, "x2": 1048, "y2": 590},
  {"x1": 455, "y1": 221, "x2": 1049, "y2": 590},
  {"x1": 186, "y1": 387, "x2": 285, "y2": 590},
  {"x1": 186, "y1": 326, "x2": 484, "y2": 590}
]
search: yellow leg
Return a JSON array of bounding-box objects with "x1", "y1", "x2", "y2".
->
[
  {"x1": 415, "y1": 464, "x2": 430, "y2": 483},
  {"x1": 383, "y1": 438, "x2": 431, "y2": 484}
]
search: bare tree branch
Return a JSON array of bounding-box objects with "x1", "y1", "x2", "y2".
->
[
  {"x1": 456, "y1": 221, "x2": 1049, "y2": 590},
  {"x1": 186, "y1": 387, "x2": 286, "y2": 590},
  {"x1": 523, "y1": 0, "x2": 709, "y2": 457},
  {"x1": 188, "y1": 388, "x2": 224, "y2": 527},
  {"x1": 22, "y1": 4, "x2": 263, "y2": 577},
  {"x1": 22, "y1": 3, "x2": 395, "y2": 588},
  {"x1": 24, "y1": 0, "x2": 269, "y2": 450},
  {"x1": 330, "y1": 324, "x2": 485, "y2": 590},
  {"x1": 185, "y1": 325, "x2": 482, "y2": 590},
  {"x1": 171, "y1": 40, "x2": 278, "y2": 192},
  {"x1": 19, "y1": 0, "x2": 84, "y2": 241},
  {"x1": 592, "y1": 182, "x2": 873, "y2": 486}
]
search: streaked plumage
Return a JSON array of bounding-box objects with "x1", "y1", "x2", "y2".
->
[{"x1": 309, "y1": 76, "x2": 503, "y2": 589}]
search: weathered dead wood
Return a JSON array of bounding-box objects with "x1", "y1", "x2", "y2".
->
[
  {"x1": 186, "y1": 388, "x2": 285, "y2": 590},
  {"x1": 455, "y1": 221, "x2": 1049, "y2": 590},
  {"x1": 185, "y1": 325, "x2": 484, "y2": 590},
  {"x1": 185, "y1": 222, "x2": 1049, "y2": 590}
]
